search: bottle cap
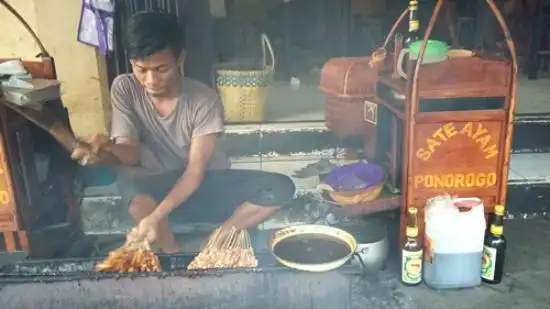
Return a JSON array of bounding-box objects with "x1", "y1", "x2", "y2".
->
[
  {"x1": 490, "y1": 224, "x2": 503, "y2": 236},
  {"x1": 494, "y1": 204, "x2": 505, "y2": 216},
  {"x1": 408, "y1": 207, "x2": 418, "y2": 215},
  {"x1": 406, "y1": 227, "x2": 418, "y2": 237}
]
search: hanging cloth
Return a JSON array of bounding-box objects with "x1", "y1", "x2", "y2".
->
[{"x1": 77, "y1": 0, "x2": 115, "y2": 55}]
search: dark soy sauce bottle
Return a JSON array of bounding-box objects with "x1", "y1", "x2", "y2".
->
[
  {"x1": 402, "y1": 0, "x2": 420, "y2": 80},
  {"x1": 481, "y1": 204, "x2": 507, "y2": 284},
  {"x1": 404, "y1": 0, "x2": 420, "y2": 48}
]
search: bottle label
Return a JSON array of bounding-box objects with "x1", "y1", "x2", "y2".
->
[
  {"x1": 402, "y1": 250, "x2": 423, "y2": 284},
  {"x1": 481, "y1": 245, "x2": 497, "y2": 280},
  {"x1": 424, "y1": 236, "x2": 433, "y2": 263},
  {"x1": 409, "y1": 20, "x2": 419, "y2": 32}
]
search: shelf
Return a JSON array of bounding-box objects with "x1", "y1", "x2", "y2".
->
[
  {"x1": 375, "y1": 95, "x2": 405, "y2": 120},
  {"x1": 378, "y1": 56, "x2": 511, "y2": 99},
  {"x1": 413, "y1": 109, "x2": 507, "y2": 124}
]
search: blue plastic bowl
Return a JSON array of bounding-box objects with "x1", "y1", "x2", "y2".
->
[
  {"x1": 79, "y1": 165, "x2": 117, "y2": 187},
  {"x1": 321, "y1": 162, "x2": 385, "y2": 193}
]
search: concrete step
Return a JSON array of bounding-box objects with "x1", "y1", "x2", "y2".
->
[
  {"x1": 80, "y1": 188, "x2": 327, "y2": 236},
  {"x1": 80, "y1": 154, "x2": 337, "y2": 235},
  {"x1": 80, "y1": 152, "x2": 550, "y2": 235},
  {"x1": 78, "y1": 116, "x2": 550, "y2": 235},
  {"x1": 221, "y1": 115, "x2": 550, "y2": 160},
  {"x1": 508, "y1": 152, "x2": 550, "y2": 217},
  {"x1": 222, "y1": 122, "x2": 337, "y2": 158},
  {"x1": 512, "y1": 113, "x2": 550, "y2": 154}
]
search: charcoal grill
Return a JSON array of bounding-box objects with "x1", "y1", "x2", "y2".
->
[{"x1": 0, "y1": 253, "x2": 359, "y2": 309}]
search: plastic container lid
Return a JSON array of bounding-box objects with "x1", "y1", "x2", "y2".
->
[{"x1": 409, "y1": 40, "x2": 449, "y2": 58}]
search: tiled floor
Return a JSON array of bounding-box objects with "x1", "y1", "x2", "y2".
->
[
  {"x1": 79, "y1": 152, "x2": 545, "y2": 234},
  {"x1": 80, "y1": 152, "x2": 548, "y2": 198},
  {"x1": 265, "y1": 81, "x2": 325, "y2": 122},
  {"x1": 263, "y1": 75, "x2": 550, "y2": 123}
]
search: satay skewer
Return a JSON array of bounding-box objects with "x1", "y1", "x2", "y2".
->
[{"x1": 95, "y1": 236, "x2": 161, "y2": 273}]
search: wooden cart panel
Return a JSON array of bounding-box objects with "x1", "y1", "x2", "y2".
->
[
  {"x1": 0, "y1": 127, "x2": 18, "y2": 232},
  {"x1": 378, "y1": 57, "x2": 511, "y2": 99},
  {"x1": 415, "y1": 57, "x2": 510, "y2": 94},
  {"x1": 410, "y1": 120, "x2": 503, "y2": 205},
  {"x1": 0, "y1": 58, "x2": 56, "y2": 233}
]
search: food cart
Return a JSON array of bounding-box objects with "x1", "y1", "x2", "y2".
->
[
  {"x1": 374, "y1": 0, "x2": 518, "y2": 241},
  {"x1": 320, "y1": 0, "x2": 517, "y2": 242}
]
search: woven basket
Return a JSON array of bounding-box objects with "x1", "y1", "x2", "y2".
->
[
  {"x1": 323, "y1": 182, "x2": 385, "y2": 206},
  {"x1": 318, "y1": 162, "x2": 386, "y2": 206},
  {"x1": 215, "y1": 33, "x2": 275, "y2": 122}
]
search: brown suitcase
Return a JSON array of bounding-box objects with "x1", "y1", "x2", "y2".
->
[
  {"x1": 320, "y1": 56, "x2": 379, "y2": 139},
  {"x1": 320, "y1": 7, "x2": 411, "y2": 158}
]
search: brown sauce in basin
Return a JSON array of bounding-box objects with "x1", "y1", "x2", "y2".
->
[{"x1": 273, "y1": 233, "x2": 352, "y2": 264}]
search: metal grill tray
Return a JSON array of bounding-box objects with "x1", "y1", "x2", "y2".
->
[{"x1": 0, "y1": 252, "x2": 361, "y2": 284}]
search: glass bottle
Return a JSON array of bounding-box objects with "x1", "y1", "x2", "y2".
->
[
  {"x1": 401, "y1": 207, "x2": 423, "y2": 286},
  {"x1": 481, "y1": 204, "x2": 507, "y2": 284}
]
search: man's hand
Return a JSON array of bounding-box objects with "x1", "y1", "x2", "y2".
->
[
  {"x1": 70, "y1": 133, "x2": 120, "y2": 166},
  {"x1": 128, "y1": 215, "x2": 161, "y2": 244},
  {"x1": 82, "y1": 133, "x2": 113, "y2": 154}
]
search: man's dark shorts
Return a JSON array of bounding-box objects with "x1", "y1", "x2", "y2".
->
[{"x1": 117, "y1": 169, "x2": 296, "y2": 223}]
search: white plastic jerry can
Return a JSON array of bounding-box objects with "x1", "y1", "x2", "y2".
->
[{"x1": 423, "y1": 196, "x2": 487, "y2": 289}]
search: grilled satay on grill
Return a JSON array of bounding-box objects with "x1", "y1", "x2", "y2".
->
[
  {"x1": 95, "y1": 237, "x2": 161, "y2": 273},
  {"x1": 188, "y1": 227, "x2": 258, "y2": 270}
]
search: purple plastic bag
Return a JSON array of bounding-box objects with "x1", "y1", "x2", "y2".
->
[
  {"x1": 321, "y1": 162, "x2": 385, "y2": 192},
  {"x1": 77, "y1": 0, "x2": 115, "y2": 56}
]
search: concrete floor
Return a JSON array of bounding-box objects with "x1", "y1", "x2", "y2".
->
[
  {"x1": 1, "y1": 215, "x2": 548, "y2": 309},
  {"x1": 351, "y1": 217, "x2": 550, "y2": 309}
]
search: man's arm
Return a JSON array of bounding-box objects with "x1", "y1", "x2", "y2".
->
[
  {"x1": 106, "y1": 137, "x2": 140, "y2": 165},
  {"x1": 105, "y1": 76, "x2": 142, "y2": 166},
  {"x1": 150, "y1": 133, "x2": 217, "y2": 220},
  {"x1": 73, "y1": 134, "x2": 139, "y2": 166}
]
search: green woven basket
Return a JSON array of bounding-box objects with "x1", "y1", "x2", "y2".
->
[{"x1": 215, "y1": 33, "x2": 275, "y2": 122}]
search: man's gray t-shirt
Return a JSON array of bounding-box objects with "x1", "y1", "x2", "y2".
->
[{"x1": 109, "y1": 74, "x2": 230, "y2": 173}]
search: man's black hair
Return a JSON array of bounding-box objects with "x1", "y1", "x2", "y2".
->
[{"x1": 125, "y1": 11, "x2": 185, "y2": 59}]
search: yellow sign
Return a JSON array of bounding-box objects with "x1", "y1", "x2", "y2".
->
[
  {"x1": 416, "y1": 122, "x2": 499, "y2": 161},
  {"x1": 0, "y1": 190, "x2": 10, "y2": 205},
  {"x1": 414, "y1": 172, "x2": 498, "y2": 189},
  {"x1": 0, "y1": 160, "x2": 9, "y2": 207}
]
